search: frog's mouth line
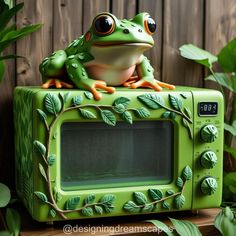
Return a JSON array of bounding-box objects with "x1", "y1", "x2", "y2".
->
[{"x1": 93, "y1": 42, "x2": 153, "y2": 48}]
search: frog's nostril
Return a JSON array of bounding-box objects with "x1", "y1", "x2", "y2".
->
[
  {"x1": 123, "y1": 29, "x2": 129, "y2": 34},
  {"x1": 138, "y1": 29, "x2": 142, "y2": 33}
]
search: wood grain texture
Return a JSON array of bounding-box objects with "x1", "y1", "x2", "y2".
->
[
  {"x1": 139, "y1": 0, "x2": 162, "y2": 81},
  {"x1": 162, "y1": 0, "x2": 204, "y2": 87},
  {"x1": 16, "y1": 0, "x2": 53, "y2": 86},
  {"x1": 53, "y1": 0, "x2": 83, "y2": 50},
  {"x1": 111, "y1": 0, "x2": 136, "y2": 19}
]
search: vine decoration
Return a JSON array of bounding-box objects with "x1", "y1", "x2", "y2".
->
[
  {"x1": 138, "y1": 93, "x2": 193, "y2": 139},
  {"x1": 123, "y1": 166, "x2": 192, "y2": 213}
]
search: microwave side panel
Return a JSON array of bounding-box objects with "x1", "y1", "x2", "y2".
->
[{"x1": 14, "y1": 87, "x2": 40, "y2": 217}]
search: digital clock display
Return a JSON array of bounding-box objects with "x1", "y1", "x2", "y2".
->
[{"x1": 198, "y1": 102, "x2": 218, "y2": 116}]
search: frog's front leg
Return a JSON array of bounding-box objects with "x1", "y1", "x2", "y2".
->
[
  {"x1": 65, "y1": 56, "x2": 115, "y2": 100},
  {"x1": 128, "y1": 56, "x2": 175, "y2": 91}
]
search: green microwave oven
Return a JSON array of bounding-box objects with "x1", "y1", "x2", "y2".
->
[{"x1": 14, "y1": 86, "x2": 224, "y2": 222}]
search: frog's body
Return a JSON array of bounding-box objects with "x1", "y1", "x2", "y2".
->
[{"x1": 40, "y1": 12, "x2": 175, "y2": 100}]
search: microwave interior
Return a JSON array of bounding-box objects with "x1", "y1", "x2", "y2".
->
[{"x1": 60, "y1": 121, "x2": 174, "y2": 190}]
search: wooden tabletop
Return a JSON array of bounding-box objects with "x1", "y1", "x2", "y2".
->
[{"x1": 19, "y1": 207, "x2": 221, "y2": 236}]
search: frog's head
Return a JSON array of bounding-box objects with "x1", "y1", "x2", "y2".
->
[{"x1": 85, "y1": 12, "x2": 156, "y2": 49}]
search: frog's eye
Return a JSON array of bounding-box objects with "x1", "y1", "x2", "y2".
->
[
  {"x1": 93, "y1": 14, "x2": 115, "y2": 36},
  {"x1": 144, "y1": 16, "x2": 156, "y2": 35}
]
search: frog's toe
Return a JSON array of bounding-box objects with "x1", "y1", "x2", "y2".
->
[
  {"x1": 89, "y1": 87, "x2": 103, "y2": 101},
  {"x1": 130, "y1": 80, "x2": 162, "y2": 91},
  {"x1": 156, "y1": 81, "x2": 175, "y2": 90},
  {"x1": 95, "y1": 83, "x2": 115, "y2": 94},
  {"x1": 42, "y1": 79, "x2": 73, "y2": 89}
]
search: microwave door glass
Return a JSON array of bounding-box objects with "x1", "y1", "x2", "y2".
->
[{"x1": 60, "y1": 121, "x2": 173, "y2": 190}]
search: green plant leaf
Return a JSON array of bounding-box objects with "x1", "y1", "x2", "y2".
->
[
  {"x1": 135, "y1": 107, "x2": 150, "y2": 118},
  {"x1": 142, "y1": 204, "x2": 153, "y2": 212},
  {"x1": 99, "y1": 194, "x2": 115, "y2": 205},
  {"x1": 47, "y1": 154, "x2": 56, "y2": 166},
  {"x1": 49, "y1": 209, "x2": 56, "y2": 218},
  {"x1": 59, "y1": 92, "x2": 71, "y2": 104},
  {"x1": 170, "y1": 218, "x2": 202, "y2": 236},
  {"x1": 205, "y1": 73, "x2": 234, "y2": 92},
  {"x1": 39, "y1": 163, "x2": 48, "y2": 182},
  {"x1": 5, "y1": 208, "x2": 21, "y2": 236},
  {"x1": 0, "y1": 60, "x2": 4, "y2": 83},
  {"x1": 134, "y1": 192, "x2": 147, "y2": 205},
  {"x1": 184, "y1": 107, "x2": 192, "y2": 119},
  {"x1": 113, "y1": 104, "x2": 125, "y2": 113},
  {"x1": 182, "y1": 166, "x2": 193, "y2": 181},
  {"x1": 36, "y1": 109, "x2": 47, "y2": 123},
  {"x1": 79, "y1": 108, "x2": 96, "y2": 119},
  {"x1": 100, "y1": 110, "x2": 116, "y2": 126},
  {"x1": 0, "y1": 23, "x2": 16, "y2": 41},
  {"x1": 34, "y1": 191, "x2": 48, "y2": 203},
  {"x1": 176, "y1": 177, "x2": 184, "y2": 188},
  {"x1": 72, "y1": 95, "x2": 83, "y2": 106},
  {"x1": 170, "y1": 112, "x2": 176, "y2": 119},
  {"x1": 33, "y1": 140, "x2": 46, "y2": 157},
  {"x1": 84, "y1": 91, "x2": 93, "y2": 99},
  {"x1": 81, "y1": 207, "x2": 93, "y2": 216},
  {"x1": 224, "y1": 122, "x2": 236, "y2": 136},
  {"x1": 0, "y1": 231, "x2": 12, "y2": 236},
  {"x1": 123, "y1": 201, "x2": 140, "y2": 213},
  {"x1": 179, "y1": 44, "x2": 217, "y2": 68},
  {"x1": 218, "y1": 37, "x2": 236, "y2": 72},
  {"x1": 44, "y1": 93, "x2": 62, "y2": 115},
  {"x1": 174, "y1": 194, "x2": 185, "y2": 209},
  {"x1": 0, "y1": 183, "x2": 11, "y2": 207},
  {"x1": 94, "y1": 205, "x2": 103, "y2": 215},
  {"x1": 138, "y1": 93, "x2": 164, "y2": 109},
  {"x1": 146, "y1": 219, "x2": 174, "y2": 236},
  {"x1": 169, "y1": 94, "x2": 183, "y2": 111},
  {"x1": 113, "y1": 97, "x2": 130, "y2": 108},
  {"x1": 84, "y1": 194, "x2": 95, "y2": 205},
  {"x1": 182, "y1": 118, "x2": 188, "y2": 128},
  {"x1": 162, "y1": 202, "x2": 170, "y2": 210},
  {"x1": 103, "y1": 204, "x2": 115, "y2": 213},
  {"x1": 166, "y1": 190, "x2": 175, "y2": 196},
  {"x1": 65, "y1": 197, "x2": 80, "y2": 210},
  {"x1": 162, "y1": 111, "x2": 171, "y2": 118},
  {"x1": 122, "y1": 111, "x2": 133, "y2": 124},
  {"x1": 224, "y1": 144, "x2": 236, "y2": 159},
  {"x1": 148, "y1": 189, "x2": 163, "y2": 201}
]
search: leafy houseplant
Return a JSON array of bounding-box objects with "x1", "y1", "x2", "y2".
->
[
  {"x1": 0, "y1": 0, "x2": 42, "y2": 83},
  {"x1": 179, "y1": 38, "x2": 236, "y2": 205}
]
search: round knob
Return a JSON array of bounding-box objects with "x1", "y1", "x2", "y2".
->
[
  {"x1": 200, "y1": 151, "x2": 217, "y2": 169},
  {"x1": 200, "y1": 125, "x2": 218, "y2": 143},
  {"x1": 200, "y1": 177, "x2": 218, "y2": 195}
]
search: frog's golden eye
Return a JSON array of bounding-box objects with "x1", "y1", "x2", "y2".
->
[
  {"x1": 144, "y1": 16, "x2": 156, "y2": 35},
  {"x1": 93, "y1": 14, "x2": 115, "y2": 36}
]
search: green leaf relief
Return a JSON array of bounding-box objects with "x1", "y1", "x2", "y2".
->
[
  {"x1": 44, "y1": 93, "x2": 62, "y2": 115},
  {"x1": 64, "y1": 197, "x2": 80, "y2": 210},
  {"x1": 49, "y1": 209, "x2": 57, "y2": 218},
  {"x1": 36, "y1": 108, "x2": 47, "y2": 122},
  {"x1": 174, "y1": 194, "x2": 185, "y2": 209},
  {"x1": 169, "y1": 94, "x2": 183, "y2": 111},
  {"x1": 81, "y1": 207, "x2": 93, "y2": 216},
  {"x1": 47, "y1": 154, "x2": 56, "y2": 166},
  {"x1": 133, "y1": 192, "x2": 147, "y2": 205},
  {"x1": 39, "y1": 163, "x2": 48, "y2": 182},
  {"x1": 72, "y1": 95, "x2": 83, "y2": 106},
  {"x1": 162, "y1": 202, "x2": 170, "y2": 210},
  {"x1": 99, "y1": 194, "x2": 115, "y2": 205},
  {"x1": 162, "y1": 111, "x2": 171, "y2": 118},
  {"x1": 123, "y1": 201, "x2": 140, "y2": 213},
  {"x1": 122, "y1": 111, "x2": 133, "y2": 124},
  {"x1": 135, "y1": 107, "x2": 150, "y2": 118},
  {"x1": 84, "y1": 91, "x2": 93, "y2": 100},
  {"x1": 166, "y1": 190, "x2": 175, "y2": 196},
  {"x1": 184, "y1": 107, "x2": 192, "y2": 119},
  {"x1": 113, "y1": 104, "x2": 126, "y2": 113},
  {"x1": 100, "y1": 110, "x2": 116, "y2": 126},
  {"x1": 182, "y1": 165, "x2": 193, "y2": 181},
  {"x1": 34, "y1": 191, "x2": 48, "y2": 203},
  {"x1": 142, "y1": 204, "x2": 154, "y2": 212},
  {"x1": 33, "y1": 140, "x2": 46, "y2": 156},
  {"x1": 176, "y1": 177, "x2": 184, "y2": 188},
  {"x1": 94, "y1": 205, "x2": 103, "y2": 215},
  {"x1": 79, "y1": 108, "x2": 97, "y2": 119},
  {"x1": 103, "y1": 204, "x2": 115, "y2": 213},
  {"x1": 61, "y1": 92, "x2": 71, "y2": 104},
  {"x1": 113, "y1": 97, "x2": 131, "y2": 108},
  {"x1": 148, "y1": 189, "x2": 163, "y2": 201},
  {"x1": 138, "y1": 93, "x2": 164, "y2": 109},
  {"x1": 84, "y1": 194, "x2": 95, "y2": 205}
]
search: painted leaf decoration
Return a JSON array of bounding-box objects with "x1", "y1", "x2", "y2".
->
[
  {"x1": 49, "y1": 209, "x2": 56, "y2": 218},
  {"x1": 44, "y1": 93, "x2": 62, "y2": 115},
  {"x1": 149, "y1": 189, "x2": 163, "y2": 201},
  {"x1": 174, "y1": 194, "x2": 185, "y2": 209},
  {"x1": 135, "y1": 107, "x2": 150, "y2": 118},
  {"x1": 113, "y1": 104, "x2": 125, "y2": 113},
  {"x1": 36, "y1": 109, "x2": 47, "y2": 122},
  {"x1": 184, "y1": 107, "x2": 192, "y2": 119},
  {"x1": 138, "y1": 93, "x2": 164, "y2": 109},
  {"x1": 65, "y1": 196, "x2": 80, "y2": 210},
  {"x1": 122, "y1": 111, "x2": 133, "y2": 124},
  {"x1": 182, "y1": 118, "x2": 188, "y2": 128},
  {"x1": 47, "y1": 154, "x2": 56, "y2": 166},
  {"x1": 34, "y1": 191, "x2": 48, "y2": 203},
  {"x1": 99, "y1": 194, "x2": 115, "y2": 204},
  {"x1": 100, "y1": 110, "x2": 116, "y2": 126},
  {"x1": 113, "y1": 97, "x2": 131, "y2": 108},
  {"x1": 166, "y1": 190, "x2": 175, "y2": 196},
  {"x1": 103, "y1": 204, "x2": 115, "y2": 213},
  {"x1": 142, "y1": 204, "x2": 153, "y2": 212},
  {"x1": 162, "y1": 111, "x2": 171, "y2": 118},
  {"x1": 84, "y1": 91, "x2": 93, "y2": 99},
  {"x1": 182, "y1": 165, "x2": 193, "y2": 181},
  {"x1": 39, "y1": 163, "x2": 48, "y2": 182},
  {"x1": 94, "y1": 205, "x2": 103, "y2": 215},
  {"x1": 79, "y1": 108, "x2": 97, "y2": 119},
  {"x1": 33, "y1": 140, "x2": 46, "y2": 156},
  {"x1": 176, "y1": 177, "x2": 184, "y2": 188},
  {"x1": 55, "y1": 192, "x2": 62, "y2": 203},
  {"x1": 61, "y1": 92, "x2": 71, "y2": 104},
  {"x1": 162, "y1": 202, "x2": 170, "y2": 210},
  {"x1": 72, "y1": 95, "x2": 83, "y2": 106},
  {"x1": 170, "y1": 112, "x2": 176, "y2": 119},
  {"x1": 81, "y1": 207, "x2": 93, "y2": 216},
  {"x1": 84, "y1": 194, "x2": 95, "y2": 205},
  {"x1": 170, "y1": 218, "x2": 202, "y2": 236},
  {"x1": 134, "y1": 192, "x2": 147, "y2": 205},
  {"x1": 169, "y1": 94, "x2": 183, "y2": 111},
  {"x1": 123, "y1": 201, "x2": 140, "y2": 213}
]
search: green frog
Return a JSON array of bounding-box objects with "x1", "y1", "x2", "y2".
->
[{"x1": 39, "y1": 12, "x2": 175, "y2": 100}]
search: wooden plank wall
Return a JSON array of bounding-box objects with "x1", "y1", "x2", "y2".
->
[{"x1": 0, "y1": 0, "x2": 236, "y2": 187}]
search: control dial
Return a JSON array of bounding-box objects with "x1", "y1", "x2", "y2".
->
[
  {"x1": 200, "y1": 151, "x2": 217, "y2": 169},
  {"x1": 200, "y1": 177, "x2": 218, "y2": 195},
  {"x1": 200, "y1": 125, "x2": 218, "y2": 143}
]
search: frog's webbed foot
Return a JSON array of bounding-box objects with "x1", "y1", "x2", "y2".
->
[
  {"x1": 123, "y1": 76, "x2": 139, "y2": 87},
  {"x1": 129, "y1": 78, "x2": 175, "y2": 91},
  {"x1": 42, "y1": 79, "x2": 73, "y2": 89}
]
